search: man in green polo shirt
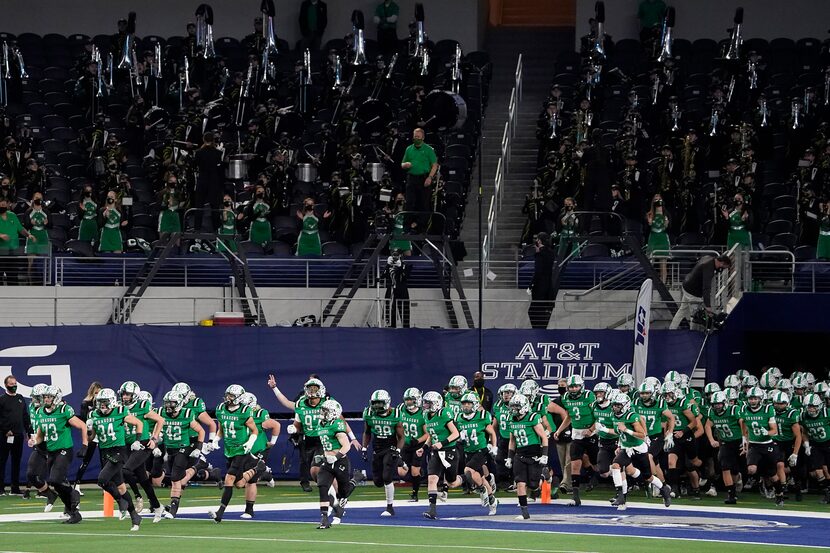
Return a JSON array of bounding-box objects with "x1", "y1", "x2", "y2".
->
[
  {"x1": 400, "y1": 128, "x2": 438, "y2": 231},
  {"x1": 374, "y1": 0, "x2": 399, "y2": 57}
]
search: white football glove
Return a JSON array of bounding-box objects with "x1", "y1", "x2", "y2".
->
[
  {"x1": 152, "y1": 447, "x2": 163, "y2": 458},
  {"x1": 756, "y1": 427, "x2": 769, "y2": 436},
  {"x1": 210, "y1": 435, "x2": 221, "y2": 450},
  {"x1": 189, "y1": 447, "x2": 201, "y2": 458},
  {"x1": 130, "y1": 441, "x2": 144, "y2": 451},
  {"x1": 595, "y1": 422, "x2": 608, "y2": 434},
  {"x1": 487, "y1": 444, "x2": 498, "y2": 457},
  {"x1": 201, "y1": 441, "x2": 215, "y2": 455},
  {"x1": 537, "y1": 454, "x2": 548, "y2": 466},
  {"x1": 504, "y1": 458, "x2": 512, "y2": 469},
  {"x1": 788, "y1": 454, "x2": 798, "y2": 467},
  {"x1": 325, "y1": 454, "x2": 338, "y2": 465},
  {"x1": 804, "y1": 442, "x2": 812, "y2": 456},
  {"x1": 663, "y1": 435, "x2": 674, "y2": 451},
  {"x1": 286, "y1": 425, "x2": 297, "y2": 435},
  {"x1": 242, "y1": 434, "x2": 257, "y2": 455}
]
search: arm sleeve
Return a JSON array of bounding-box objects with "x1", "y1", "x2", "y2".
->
[{"x1": 701, "y1": 263, "x2": 714, "y2": 307}]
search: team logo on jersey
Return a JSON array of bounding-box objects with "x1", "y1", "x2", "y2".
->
[{"x1": 0, "y1": 345, "x2": 73, "y2": 399}]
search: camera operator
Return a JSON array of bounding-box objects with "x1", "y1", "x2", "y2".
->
[
  {"x1": 528, "y1": 232, "x2": 555, "y2": 329},
  {"x1": 669, "y1": 254, "x2": 732, "y2": 330},
  {"x1": 384, "y1": 249, "x2": 411, "y2": 328}
]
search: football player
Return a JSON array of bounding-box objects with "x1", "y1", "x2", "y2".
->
[
  {"x1": 592, "y1": 383, "x2": 617, "y2": 483},
  {"x1": 238, "y1": 392, "x2": 280, "y2": 518},
  {"x1": 290, "y1": 378, "x2": 332, "y2": 493},
  {"x1": 421, "y1": 391, "x2": 462, "y2": 520},
  {"x1": 550, "y1": 375, "x2": 596, "y2": 507},
  {"x1": 456, "y1": 392, "x2": 499, "y2": 515},
  {"x1": 24, "y1": 384, "x2": 56, "y2": 510},
  {"x1": 397, "y1": 388, "x2": 428, "y2": 502},
  {"x1": 632, "y1": 381, "x2": 674, "y2": 487},
  {"x1": 159, "y1": 390, "x2": 205, "y2": 518},
  {"x1": 119, "y1": 381, "x2": 165, "y2": 522},
  {"x1": 607, "y1": 394, "x2": 672, "y2": 510},
  {"x1": 741, "y1": 386, "x2": 784, "y2": 505},
  {"x1": 506, "y1": 394, "x2": 548, "y2": 520},
  {"x1": 770, "y1": 391, "x2": 803, "y2": 501},
  {"x1": 209, "y1": 385, "x2": 259, "y2": 523},
  {"x1": 171, "y1": 382, "x2": 219, "y2": 454},
  {"x1": 316, "y1": 399, "x2": 353, "y2": 529},
  {"x1": 704, "y1": 390, "x2": 743, "y2": 504},
  {"x1": 518, "y1": 380, "x2": 552, "y2": 498},
  {"x1": 799, "y1": 392, "x2": 830, "y2": 504},
  {"x1": 362, "y1": 390, "x2": 406, "y2": 516},
  {"x1": 87, "y1": 388, "x2": 144, "y2": 531},
  {"x1": 617, "y1": 374, "x2": 636, "y2": 398},
  {"x1": 661, "y1": 381, "x2": 701, "y2": 498},
  {"x1": 34, "y1": 385, "x2": 88, "y2": 524},
  {"x1": 493, "y1": 384, "x2": 517, "y2": 490},
  {"x1": 445, "y1": 375, "x2": 468, "y2": 418}
]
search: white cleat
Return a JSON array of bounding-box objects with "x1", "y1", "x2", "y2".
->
[
  {"x1": 331, "y1": 516, "x2": 341, "y2": 525},
  {"x1": 119, "y1": 510, "x2": 128, "y2": 521},
  {"x1": 380, "y1": 510, "x2": 393, "y2": 517},
  {"x1": 266, "y1": 478, "x2": 276, "y2": 488},
  {"x1": 705, "y1": 487, "x2": 718, "y2": 497},
  {"x1": 74, "y1": 485, "x2": 84, "y2": 497},
  {"x1": 616, "y1": 504, "x2": 627, "y2": 511},
  {"x1": 130, "y1": 524, "x2": 140, "y2": 532},
  {"x1": 58, "y1": 511, "x2": 70, "y2": 520},
  {"x1": 240, "y1": 513, "x2": 253, "y2": 519},
  {"x1": 134, "y1": 497, "x2": 144, "y2": 514},
  {"x1": 438, "y1": 491, "x2": 448, "y2": 502},
  {"x1": 488, "y1": 498, "x2": 499, "y2": 516},
  {"x1": 152, "y1": 507, "x2": 165, "y2": 523},
  {"x1": 44, "y1": 503, "x2": 54, "y2": 513}
]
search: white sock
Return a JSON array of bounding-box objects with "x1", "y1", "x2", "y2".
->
[
  {"x1": 611, "y1": 468, "x2": 623, "y2": 487},
  {"x1": 384, "y1": 483, "x2": 395, "y2": 505},
  {"x1": 650, "y1": 477, "x2": 663, "y2": 490},
  {"x1": 621, "y1": 476, "x2": 628, "y2": 495},
  {"x1": 630, "y1": 468, "x2": 641, "y2": 479}
]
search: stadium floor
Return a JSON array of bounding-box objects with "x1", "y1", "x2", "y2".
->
[{"x1": 0, "y1": 485, "x2": 828, "y2": 552}]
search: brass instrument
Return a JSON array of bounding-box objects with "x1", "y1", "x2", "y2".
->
[
  {"x1": 670, "y1": 103, "x2": 681, "y2": 132},
  {"x1": 651, "y1": 74, "x2": 661, "y2": 105},
  {"x1": 592, "y1": 1, "x2": 606, "y2": 60},
  {"x1": 260, "y1": 0, "x2": 279, "y2": 85},
  {"x1": 791, "y1": 99, "x2": 802, "y2": 130},
  {"x1": 759, "y1": 97, "x2": 769, "y2": 127},
  {"x1": 726, "y1": 75, "x2": 736, "y2": 104},
  {"x1": 803, "y1": 88, "x2": 812, "y2": 117},
  {"x1": 235, "y1": 62, "x2": 254, "y2": 126},
  {"x1": 575, "y1": 109, "x2": 592, "y2": 145},
  {"x1": 824, "y1": 68, "x2": 830, "y2": 106},
  {"x1": 681, "y1": 135, "x2": 697, "y2": 185},
  {"x1": 332, "y1": 54, "x2": 343, "y2": 89},
  {"x1": 747, "y1": 58, "x2": 758, "y2": 90},
  {"x1": 117, "y1": 12, "x2": 137, "y2": 70},
  {"x1": 548, "y1": 110, "x2": 560, "y2": 139},
  {"x1": 107, "y1": 53, "x2": 114, "y2": 88},
  {"x1": 656, "y1": 6, "x2": 675, "y2": 62},
  {"x1": 195, "y1": 4, "x2": 217, "y2": 59},
  {"x1": 451, "y1": 43, "x2": 463, "y2": 94},
  {"x1": 708, "y1": 107, "x2": 720, "y2": 137},
  {"x1": 723, "y1": 8, "x2": 743, "y2": 60},
  {"x1": 92, "y1": 45, "x2": 105, "y2": 98},
  {"x1": 414, "y1": 3, "x2": 430, "y2": 76},
  {"x1": 351, "y1": 10, "x2": 368, "y2": 66}
]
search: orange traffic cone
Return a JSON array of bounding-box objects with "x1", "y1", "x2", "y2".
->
[
  {"x1": 541, "y1": 480, "x2": 551, "y2": 504},
  {"x1": 103, "y1": 491, "x2": 115, "y2": 517}
]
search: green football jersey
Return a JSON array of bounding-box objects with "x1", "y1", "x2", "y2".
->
[
  {"x1": 443, "y1": 394, "x2": 463, "y2": 419},
  {"x1": 124, "y1": 399, "x2": 152, "y2": 443},
  {"x1": 294, "y1": 398, "x2": 326, "y2": 438},
  {"x1": 184, "y1": 397, "x2": 206, "y2": 440},
  {"x1": 28, "y1": 402, "x2": 41, "y2": 428},
  {"x1": 665, "y1": 397, "x2": 694, "y2": 431},
  {"x1": 423, "y1": 407, "x2": 457, "y2": 446},
  {"x1": 706, "y1": 405, "x2": 742, "y2": 443},
  {"x1": 615, "y1": 410, "x2": 645, "y2": 448},
  {"x1": 456, "y1": 410, "x2": 493, "y2": 453},
  {"x1": 250, "y1": 407, "x2": 270, "y2": 455},
  {"x1": 37, "y1": 404, "x2": 76, "y2": 452},
  {"x1": 319, "y1": 418, "x2": 347, "y2": 452},
  {"x1": 741, "y1": 404, "x2": 776, "y2": 444},
  {"x1": 633, "y1": 397, "x2": 667, "y2": 436},
  {"x1": 688, "y1": 400, "x2": 702, "y2": 419},
  {"x1": 593, "y1": 402, "x2": 616, "y2": 440},
  {"x1": 492, "y1": 400, "x2": 512, "y2": 439},
  {"x1": 216, "y1": 403, "x2": 253, "y2": 457},
  {"x1": 560, "y1": 389, "x2": 596, "y2": 429},
  {"x1": 396, "y1": 404, "x2": 425, "y2": 445},
  {"x1": 162, "y1": 407, "x2": 196, "y2": 449},
  {"x1": 508, "y1": 412, "x2": 542, "y2": 451},
  {"x1": 89, "y1": 405, "x2": 130, "y2": 449},
  {"x1": 801, "y1": 406, "x2": 830, "y2": 443},
  {"x1": 363, "y1": 408, "x2": 400, "y2": 450},
  {"x1": 791, "y1": 394, "x2": 804, "y2": 410},
  {"x1": 772, "y1": 407, "x2": 800, "y2": 443}
]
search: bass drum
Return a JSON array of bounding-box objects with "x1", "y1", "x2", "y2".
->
[
  {"x1": 356, "y1": 99, "x2": 393, "y2": 141},
  {"x1": 422, "y1": 90, "x2": 467, "y2": 130}
]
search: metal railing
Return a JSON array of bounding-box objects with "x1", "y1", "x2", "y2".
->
[{"x1": 0, "y1": 254, "x2": 52, "y2": 285}]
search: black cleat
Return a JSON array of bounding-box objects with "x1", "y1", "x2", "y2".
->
[
  {"x1": 422, "y1": 507, "x2": 437, "y2": 520},
  {"x1": 661, "y1": 484, "x2": 672, "y2": 507},
  {"x1": 209, "y1": 510, "x2": 222, "y2": 523},
  {"x1": 300, "y1": 481, "x2": 312, "y2": 493},
  {"x1": 408, "y1": 491, "x2": 418, "y2": 502},
  {"x1": 569, "y1": 487, "x2": 581, "y2": 507},
  {"x1": 724, "y1": 495, "x2": 737, "y2": 505},
  {"x1": 517, "y1": 506, "x2": 530, "y2": 520},
  {"x1": 63, "y1": 510, "x2": 82, "y2": 524},
  {"x1": 775, "y1": 495, "x2": 785, "y2": 507},
  {"x1": 317, "y1": 513, "x2": 331, "y2": 529}
]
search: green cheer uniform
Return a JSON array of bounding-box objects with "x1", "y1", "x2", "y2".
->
[
  {"x1": 456, "y1": 410, "x2": 493, "y2": 454},
  {"x1": 726, "y1": 209, "x2": 751, "y2": 250},
  {"x1": 124, "y1": 399, "x2": 153, "y2": 444},
  {"x1": 706, "y1": 406, "x2": 743, "y2": 443},
  {"x1": 560, "y1": 389, "x2": 597, "y2": 430},
  {"x1": 217, "y1": 208, "x2": 238, "y2": 253},
  {"x1": 296, "y1": 214, "x2": 322, "y2": 256},
  {"x1": 319, "y1": 418, "x2": 347, "y2": 452},
  {"x1": 493, "y1": 399, "x2": 512, "y2": 440},
  {"x1": 37, "y1": 404, "x2": 76, "y2": 452},
  {"x1": 647, "y1": 212, "x2": 670, "y2": 255},
  {"x1": 161, "y1": 407, "x2": 196, "y2": 449},
  {"x1": 818, "y1": 215, "x2": 830, "y2": 260},
  {"x1": 558, "y1": 212, "x2": 579, "y2": 256},
  {"x1": 741, "y1": 404, "x2": 776, "y2": 444},
  {"x1": 363, "y1": 408, "x2": 400, "y2": 451},
  {"x1": 158, "y1": 190, "x2": 182, "y2": 234},
  {"x1": 216, "y1": 403, "x2": 253, "y2": 458},
  {"x1": 98, "y1": 207, "x2": 122, "y2": 252},
  {"x1": 78, "y1": 199, "x2": 98, "y2": 243},
  {"x1": 25, "y1": 209, "x2": 49, "y2": 255},
  {"x1": 88, "y1": 406, "x2": 130, "y2": 449},
  {"x1": 388, "y1": 212, "x2": 411, "y2": 252},
  {"x1": 248, "y1": 201, "x2": 272, "y2": 246},
  {"x1": 249, "y1": 407, "x2": 271, "y2": 455}
]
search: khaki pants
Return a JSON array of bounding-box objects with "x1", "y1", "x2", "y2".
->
[
  {"x1": 556, "y1": 441, "x2": 572, "y2": 490},
  {"x1": 670, "y1": 289, "x2": 703, "y2": 330}
]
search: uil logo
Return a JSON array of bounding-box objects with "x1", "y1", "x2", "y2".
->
[{"x1": 0, "y1": 345, "x2": 73, "y2": 399}]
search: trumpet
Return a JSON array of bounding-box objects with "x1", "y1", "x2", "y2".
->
[
  {"x1": 451, "y1": 43, "x2": 463, "y2": 94},
  {"x1": 723, "y1": 8, "x2": 743, "y2": 61},
  {"x1": 656, "y1": 7, "x2": 675, "y2": 62}
]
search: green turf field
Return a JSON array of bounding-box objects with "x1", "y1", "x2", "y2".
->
[{"x1": 0, "y1": 484, "x2": 827, "y2": 553}]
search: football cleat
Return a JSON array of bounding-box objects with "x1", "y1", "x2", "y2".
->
[
  {"x1": 488, "y1": 496, "x2": 499, "y2": 516},
  {"x1": 381, "y1": 507, "x2": 395, "y2": 517},
  {"x1": 209, "y1": 510, "x2": 222, "y2": 523},
  {"x1": 300, "y1": 481, "x2": 312, "y2": 492},
  {"x1": 318, "y1": 513, "x2": 331, "y2": 529},
  {"x1": 408, "y1": 491, "x2": 418, "y2": 502},
  {"x1": 775, "y1": 495, "x2": 785, "y2": 507},
  {"x1": 130, "y1": 509, "x2": 142, "y2": 531},
  {"x1": 661, "y1": 484, "x2": 672, "y2": 507},
  {"x1": 705, "y1": 487, "x2": 718, "y2": 497},
  {"x1": 134, "y1": 497, "x2": 144, "y2": 514},
  {"x1": 152, "y1": 507, "x2": 165, "y2": 523},
  {"x1": 479, "y1": 488, "x2": 488, "y2": 507},
  {"x1": 569, "y1": 488, "x2": 581, "y2": 507},
  {"x1": 423, "y1": 506, "x2": 438, "y2": 520},
  {"x1": 240, "y1": 512, "x2": 253, "y2": 519},
  {"x1": 73, "y1": 484, "x2": 84, "y2": 497},
  {"x1": 63, "y1": 510, "x2": 82, "y2": 524},
  {"x1": 517, "y1": 506, "x2": 530, "y2": 520},
  {"x1": 438, "y1": 490, "x2": 448, "y2": 502}
]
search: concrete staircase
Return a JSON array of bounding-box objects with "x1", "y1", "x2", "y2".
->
[{"x1": 459, "y1": 27, "x2": 575, "y2": 286}]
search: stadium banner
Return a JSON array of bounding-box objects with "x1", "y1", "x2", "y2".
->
[
  {"x1": 0, "y1": 326, "x2": 706, "y2": 481},
  {"x1": 632, "y1": 278, "x2": 653, "y2": 385}
]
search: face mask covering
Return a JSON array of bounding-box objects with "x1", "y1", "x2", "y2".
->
[
  {"x1": 473, "y1": 379, "x2": 485, "y2": 388},
  {"x1": 558, "y1": 386, "x2": 567, "y2": 396},
  {"x1": 413, "y1": 138, "x2": 423, "y2": 146},
  {"x1": 6, "y1": 385, "x2": 17, "y2": 393}
]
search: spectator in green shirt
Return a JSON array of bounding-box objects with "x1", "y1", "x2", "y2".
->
[
  {"x1": 0, "y1": 197, "x2": 34, "y2": 285},
  {"x1": 400, "y1": 128, "x2": 438, "y2": 232},
  {"x1": 374, "y1": 0, "x2": 400, "y2": 57}
]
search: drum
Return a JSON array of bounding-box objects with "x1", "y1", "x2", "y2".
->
[
  {"x1": 203, "y1": 102, "x2": 232, "y2": 131},
  {"x1": 367, "y1": 162, "x2": 385, "y2": 182},
  {"x1": 226, "y1": 154, "x2": 255, "y2": 180},
  {"x1": 422, "y1": 89, "x2": 467, "y2": 130},
  {"x1": 297, "y1": 163, "x2": 318, "y2": 183},
  {"x1": 143, "y1": 106, "x2": 169, "y2": 131},
  {"x1": 356, "y1": 99, "x2": 393, "y2": 140}
]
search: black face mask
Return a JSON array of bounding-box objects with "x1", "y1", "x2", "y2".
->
[
  {"x1": 84, "y1": 190, "x2": 93, "y2": 198},
  {"x1": 6, "y1": 385, "x2": 16, "y2": 393},
  {"x1": 256, "y1": 192, "x2": 265, "y2": 199},
  {"x1": 224, "y1": 200, "x2": 232, "y2": 207},
  {"x1": 107, "y1": 198, "x2": 115, "y2": 204},
  {"x1": 33, "y1": 199, "x2": 42, "y2": 206},
  {"x1": 558, "y1": 386, "x2": 567, "y2": 396},
  {"x1": 0, "y1": 207, "x2": 7, "y2": 214},
  {"x1": 473, "y1": 379, "x2": 485, "y2": 388}
]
